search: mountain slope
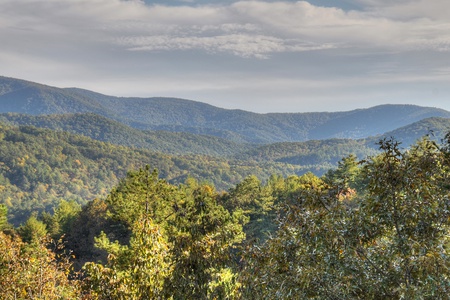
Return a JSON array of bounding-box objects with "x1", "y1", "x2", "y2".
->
[
  {"x1": 234, "y1": 139, "x2": 379, "y2": 167},
  {"x1": 0, "y1": 123, "x2": 306, "y2": 225},
  {"x1": 0, "y1": 113, "x2": 254, "y2": 156},
  {"x1": 3, "y1": 115, "x2": 450, "y2": 225},
  {"x1": 1, "y1": 76, "x2": 450, "y2": 143},
  {"x1": 307, "y1": 105, "x2": 450, "y2": 139},
  {"x1": 0, "y1": 77, "x2": 106, "y2": 115},
  {"x1": 365, "y1": 117, "x2": 450, "y2": 148}
]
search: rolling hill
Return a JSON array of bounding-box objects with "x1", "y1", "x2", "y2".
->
[
  {"x1": 2, "y1": 75, "x2": 450, "y2": 226},
  {"x1": 0, "y1": 113, "x2": 254, "y2": 157},
  {"x1": 0, "y1": 123, "x2": 303, "y2": 224},
  {"x1": 366, "y1": 117, "x2": 450, "y2": 149},
  {"x1": 2, "y1": 76, "x2": 450, "y2": 144}
]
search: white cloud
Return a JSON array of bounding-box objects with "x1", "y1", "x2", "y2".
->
[
  {"x1": 2, "y1": 0, "x2": 450, "y2": 113},
  {"x1": 2, "y1": 0, "x2": 450, "y2": 58},
  {"x1": 114, "y1": 0, "x2": 450, "y2": 55}
]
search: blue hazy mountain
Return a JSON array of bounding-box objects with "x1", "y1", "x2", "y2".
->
[{"x1": 1, "y1": 76, "x2": 449, "y2": 144}]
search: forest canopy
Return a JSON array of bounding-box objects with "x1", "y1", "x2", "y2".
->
[
  {"x1": 0, "y1": 122, "x2": 378, "y2": 225},
  {"x1": 1, "y1": 135, "x2": 450, "y2": 299}
]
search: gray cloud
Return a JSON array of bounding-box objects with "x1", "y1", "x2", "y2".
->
[
  {"x1": 2, "y1": 0, "x2": 449, "y2": 57},
  {"x1": 1, "y1": 0, "x2": 450, "y2": 113}
]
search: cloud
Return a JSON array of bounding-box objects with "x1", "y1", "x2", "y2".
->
[
  {"x1": 110, "y1": 1, "x2": 450, "y2": 55},
  {"x1": 2, "y1": 0, "x2": 450, "y2": 113},
  {"x1": 2, "y1": 0, "x2": 450, "y2": 59},
  {"x1": 116, "y1": 34, "x2": 335, "y2": 58}
]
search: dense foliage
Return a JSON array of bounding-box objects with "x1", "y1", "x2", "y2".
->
[
  {"x1": 0, "y1": 122, "x2": 382, "y2": 225},
  {"x1": 240, "y1": 137, "x2": 450, "y2": 298},
  {"x1": 0, "y1": 232, "x2": 81, "y2": 299},
  {"x1": 0, "y1": 123, "x2": 308, "y2": 225},
  {"x1": 0, "y1": 112, "x2": 254, "y2": 157},
  {"x1": 80, "y1": 167, "x2": 247, "y2": 299},
  {"x1": 235, "y1": 138, "x2": 379, "y2": 168},
  {"x1": 3, "y1": 76, "x2": 450, "y2": 299},
  {"x1": 2, "y1": 126, "x2": 450, "y2": 298}
]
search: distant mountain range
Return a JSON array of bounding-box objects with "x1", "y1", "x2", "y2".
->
[
  {"x1": 2, "y1": 75, "x2": 450, "y2": 223},
  {"x1": 2, "y1": 76, "x2": 450, "y2": 144},
  {"x1": 4, "y1": 74, "x2": 450, "y2": 229}
]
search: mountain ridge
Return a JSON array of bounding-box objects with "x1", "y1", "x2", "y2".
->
[
  {"x1": 1, "y1": 76, "x2": 450, "y2": 143},
  {"x1": 0, "y1": 112, "x2": 254, "y2": 157}
]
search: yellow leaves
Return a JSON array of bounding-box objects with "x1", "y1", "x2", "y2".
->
[
  {"x1": 208, "y1": 267, "x2": 240, "y2": 299},
  {"x1": 202, "y1": 185, "x2": 213, "y2": 196},
  {"x1": 337, "y1": 188, "x2": 357, "y2": 202},
  {"x1": 16, "y1": 155, "x2": 29, "y2": 167},
  {"x1": 57, "y1": 152, "x2": 67, "y2": 162},
  {"x1": 0, "y1": 232, "x2": 81, "y2": 299}
]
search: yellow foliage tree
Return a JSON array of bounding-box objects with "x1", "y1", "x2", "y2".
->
[{"x1": 0, "y1": 232, "x2": 81, "y2": 299}]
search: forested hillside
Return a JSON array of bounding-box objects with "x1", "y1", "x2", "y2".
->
[
  {"x1": 366, "y1": 117, "x2": 450, "y2": 148},
  {"x1": 234, "y1": 138, "x2": 379, "y2": 166},
  {"x1": 1, "y1": 135, "x2": 450, "y2": 299},
  {"x1": 2, "y1": 113, "x2": 450, "y2": 227},
  {"x1": 0, "y1": 122, "x2": 305, "y2": 225},
  {"x1": 0, "y1": 113, "x2": 254, "y2": 156},
  {"x1": 2, "y1": 76, "x2": 450, "y2": 143},
  {"x1": 3, "y1": 113, "x2": 450, "y2": 160}
]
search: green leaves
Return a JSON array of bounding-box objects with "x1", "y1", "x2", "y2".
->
[
  {"x1": 0, "y1": 204, "x2": 8, "y2": 231},
  {"x1": 105, "y1": 166, "x2": 176, "y2": 229},
  {"x1": 5, "y1": 134, "x2": 450, "y2": 299},
  {"x1": 83, "y1": 218, "x2": 172, "y2": 300},
  {"x1": 83, "y1": 166, "x2": 246, "y2": 299},
  {"x1": 18, "y1": 214, "x2": 48, "y2": 243},
  {"x1": 240, "y1": 137, "x2": 450, "y2": 299}
]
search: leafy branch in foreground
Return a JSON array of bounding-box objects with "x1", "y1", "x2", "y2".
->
[{"x1": 0, "y1": 232, "x2": 81, "y2": 299}]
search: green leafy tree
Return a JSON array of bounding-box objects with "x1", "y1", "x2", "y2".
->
[
  {"x1": 105, "y1": 165, "x2": 176, "y2": 229},
  {"x1": 83, "y1": 217, "x2": 172, "y2": 299},
  {"x1": 83, "y1": 166, "x2": 246, "y2": 299},
  {"x1": 18, "y1": 213, "x2": 48, "y2": 244},
  {"x1": 352, "y1": 137, "x2": 450, "y2": 297},
  {"x1": 53, "y1": 199, "x2": 82, "y2": 237},
  {"x1": 239, "y1": 137, "x2": 450, "y2": 299},
  {"x1": 221, "y1": 175, "x2": 274, "y2": 242},
  {"x1": 325, "y1": 154, "x2": 363, "y2": 191},
  {"x1": 165, "y1": 180, "x2": 246, "y2": 299},
  {"x1": 41, "y1": 199, "x2": 83, "y2": 239},
  {"x1": 0, "y1": 204, "x2": 8, "y2": 231}
]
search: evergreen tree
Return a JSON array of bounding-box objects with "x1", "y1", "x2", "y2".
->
[{"x1": 83, "y1": 166, "x2": 246, "y2": 299}]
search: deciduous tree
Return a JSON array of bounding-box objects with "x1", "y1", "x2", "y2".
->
[{"x1": 239, "y1": 137, "x2": 450, "y2": 299}]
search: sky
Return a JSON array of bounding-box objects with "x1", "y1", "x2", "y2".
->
[{"x1": 1, "y1": 0, "x2": 450, "y2": 113}]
